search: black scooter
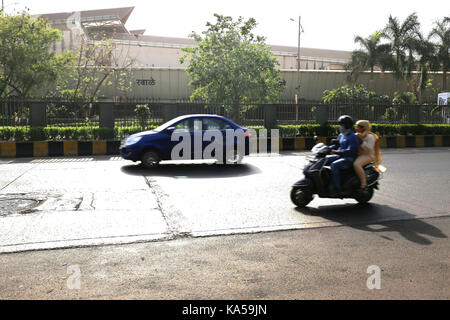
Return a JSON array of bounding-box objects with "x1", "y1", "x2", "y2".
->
[{"x1": 290, "y1": 140, "x2": 383, "y2": 207}]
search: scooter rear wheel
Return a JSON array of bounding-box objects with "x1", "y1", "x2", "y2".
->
[
  {"x1": 290, "y1": 187, "x2": 313, "y2": 208},
  {"x1": 354, "y1": 187, "x2": 374, "y2": 204}
]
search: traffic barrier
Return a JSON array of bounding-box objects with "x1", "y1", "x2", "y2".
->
[{"x1": 0, "y1": 136, "x2": 449, "y2": 158}]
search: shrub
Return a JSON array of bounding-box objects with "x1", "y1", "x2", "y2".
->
[
  {"x1": 1, "y1": 124, "x2": 450, "y2": 142},
  {"x1": 134, "y1": 104, "x2": 151, "y2": 130},
  {"x1": 322, "y1": 85, "x2": 390, "y2": 104}
]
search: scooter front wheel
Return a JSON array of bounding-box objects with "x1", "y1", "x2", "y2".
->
[{"x1": 290, "y1": 187, "x2": 313, "y2": 208}]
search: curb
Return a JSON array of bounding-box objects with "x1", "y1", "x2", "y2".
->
[
  {"x1": 0, "y1": 141, "x2": 120, "y2": 158},
  {"x1": 0, "y1": 136, "x2": 449, "y2": 158}
]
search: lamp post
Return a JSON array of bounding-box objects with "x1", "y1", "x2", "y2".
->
[
  {"x1": 1, "y1": 1, "x2": 19, "y2": 14},
  {"x1": 290, "y1": 16, "x2": 304, "y2": 121},
  {"x1": 290, "y1": 16, "x2": 304, "y2": 104}
]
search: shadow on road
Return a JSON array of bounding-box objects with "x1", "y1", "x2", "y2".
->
[
  {"x1": 121, "y1": 162, "x2": 262, "y2": 179},
  {"x1": 295, "y1": 203, "x2": 447, "y2": 245}
]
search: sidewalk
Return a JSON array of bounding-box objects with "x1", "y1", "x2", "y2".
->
[{"x1": 0, "y1": 216, "x2": 448, "y2": 299}]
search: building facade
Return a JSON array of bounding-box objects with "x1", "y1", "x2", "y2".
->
[
  {"x1": 37, "y1": 6, "x2": 352, "y2": 71},
  {"x1": 35, "y1": 7, "x2": 448, "y2": 102}
]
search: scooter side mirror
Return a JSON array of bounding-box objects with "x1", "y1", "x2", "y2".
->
[
  {"x1": 313, "y1": 136, "x2": 318, "y2": 143},
  {"x1": 330, "y1": 138, "x2": 340, "y2": 147}
]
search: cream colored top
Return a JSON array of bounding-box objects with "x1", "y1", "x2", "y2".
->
[{"x1": 358, "y1": 133, "x2": 376, "y2": 160}]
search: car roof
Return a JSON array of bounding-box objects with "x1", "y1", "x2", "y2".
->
[
  {"x1": 166, "y1": 114, "x2": 241, "y2": 128},
  {"x1": 179, "y1": 114, "x2": 223, "y2": 118},
  {"x1": 171, "y1": 114, "x2": 232, "y2": 122}
]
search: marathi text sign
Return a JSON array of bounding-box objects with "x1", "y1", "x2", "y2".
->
[{"x1": 136, "y1": 78, "x2": 156, "y2": 86}]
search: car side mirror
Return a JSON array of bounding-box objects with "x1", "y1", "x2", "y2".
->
[{"x1": 165, "y1": 126, "x2": 175, "y2": 134}]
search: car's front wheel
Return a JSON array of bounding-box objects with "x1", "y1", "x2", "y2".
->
[{"x1": 140, "y1": 150, "x2": 161, "y2": 168}]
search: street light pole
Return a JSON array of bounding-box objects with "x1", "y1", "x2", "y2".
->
[
  {"x1": 290, "y1": 16, "x2": 303, "y2": 104},
  {"x1": 290, "y1": 16, "x2": 304, "y2": 121},
  {"x1": 297, "y1": 16, "x2": 301, "y2": 76}
]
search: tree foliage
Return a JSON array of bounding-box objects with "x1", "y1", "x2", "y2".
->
[
  {"x1": 428, "y1": 17, "x2": 450, "y2": 91},
  {"x1": 0, "y1": 12, "x2": 70, "y2": 98},
  {"x1": 347, "y1": 13, "x2": 449, "y2": 102},
  {"x1": 55, "y1": 38, "x2": 134, "y2": 101},
  {"x1": 180, "y1": 14, "x2": 284, "y2": 122},
  {"x1": 51, "y1": 37, "x2": 134, "y2": 117},
  {"x1": 382, "y1": 13, "x2": 421, "y2": 81},
  {"x1": 322, "y1": 85, "x2": 389, "y2": 104},
  {"x1": 346, "y1": 31, "x2": 393, "y2": 82}
]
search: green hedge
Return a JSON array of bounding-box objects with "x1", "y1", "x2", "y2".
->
[
  {"x1": 0, "y1": 126, "x2": 156, "y2": 142},
  {"x1": 269, "y1": 124, "x2": 450, "y2": 137},
  {"x1": 1, "y1": 124, "x2": 450, "y2": 141}
]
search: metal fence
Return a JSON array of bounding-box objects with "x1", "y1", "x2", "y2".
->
[
  {"x1": 0, "y1": 99, "x2": 30, "y2": 126},
  {"x1": 1, "y1": 98, "x2": 449, "y2": 127},
  {"x1": 327, "y1": 104, "x2": 449, "y2": 124}
]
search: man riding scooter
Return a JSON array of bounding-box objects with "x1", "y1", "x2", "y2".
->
[{"x1": 326, "y1": 115, "x2": 359, "y2": 193}]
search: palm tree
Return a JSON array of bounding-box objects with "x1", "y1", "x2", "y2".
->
[
  {"x1": 410, "y1": 34, "x2": 440, "y2": 102},
  {"x1": 346, "y1": 31, "x2": 393, "y2": 84},
  {"x1": 428, "y1": 17, "x2": 450, "y2": 91},
  {"x1": 383, "y1": 13, "x2": 421, "y2": 82}
]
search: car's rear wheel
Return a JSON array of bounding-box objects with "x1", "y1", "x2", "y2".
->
[
  {"x1": 222, "y1": 147, "x2": 244, "y2": 165},
  {"x1": 141, "y1": 150, "x2": 161, "y2": 168}
]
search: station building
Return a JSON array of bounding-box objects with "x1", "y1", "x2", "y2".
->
[
  {"x1": 36, "y1": 6, "x2": 351, "y2": 71},
  {"x1": 34, "y1": 7, "x2": 446, "y2": 102}
]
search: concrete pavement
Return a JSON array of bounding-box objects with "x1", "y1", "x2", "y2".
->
[{"x1": 0, "y1": 216, "x2": 448, "y2": 299}]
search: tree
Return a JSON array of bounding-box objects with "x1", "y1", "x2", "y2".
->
[
  {"x1": 346, "y1": 31, "x2": 393, "y2": 83},
  {"x1": 428, "y1": 17, "x2": 450, "y2": 91},
  {"x1": 409, "y1": 34, "x2": 440, "y2": 102},
  {"x1": 382, "y1": 13, "x2": 421, "y2": 82},
  {"x1": 0, "y1": 12, "x2": 70, "y2": 99},
  {"x1": 53, "y1": 37, "x2": 135, "y2": 117},
  {"x1": 180, "y1": 14, "x2": 284, "y2": 123}
]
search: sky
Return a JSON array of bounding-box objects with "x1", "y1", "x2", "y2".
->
[{"x1": 4, "y1": 0, "x2": 449, "y2": 52}]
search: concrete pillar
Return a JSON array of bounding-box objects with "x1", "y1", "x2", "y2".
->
[
  {"x1": 30, "y1": 102, "x2": 47, "y2": 127},
  {"x1": 315, "y1": 105, "x2": 329, "y2": 125},
  {"x1": 263, "y1": 104, "x2": 277, "y2": 129},
  {"x1": 99, "y1": 102, "x2": 115, "y2": 128},
  {"x1": 163, "y1": 104, "x2": 177, "y2": 123},
  {"x1": 408, "y1": 105, "x2": 421, "y2": 124}
]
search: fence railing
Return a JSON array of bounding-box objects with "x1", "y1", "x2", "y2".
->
[{"x1": 1, "y1": 98, "x2": 449, "y2": 128}]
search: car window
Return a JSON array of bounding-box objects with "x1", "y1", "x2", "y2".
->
[
  {"x1": 174, "y1": 119, "x2": 192, "y2": 131},
  {"x1": 202, "y1": 118, "x2": 233, "y2": 130}
]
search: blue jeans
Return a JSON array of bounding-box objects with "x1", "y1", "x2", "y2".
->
[{"x1": 326, "y1": 155, "x2": 354, "y2": 189}]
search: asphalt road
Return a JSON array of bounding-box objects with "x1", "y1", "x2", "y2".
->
[
  {"x1": 0, "y1": 148, "x2": 449, "y2": 252},
  {"x1": 0, "y1": 148, "x2": 449, "y2": 299}
]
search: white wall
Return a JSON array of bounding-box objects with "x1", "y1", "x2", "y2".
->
[{"x1": 101, "y1": 68, "x2": 449, "y2": 102}]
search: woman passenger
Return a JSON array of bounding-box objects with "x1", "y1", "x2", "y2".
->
[{"x1": 354, "y1": 120, "x2": 381, "y2": 190}]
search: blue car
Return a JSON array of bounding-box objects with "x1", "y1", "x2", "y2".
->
[{"x1": 121, "y1": 114, "x2": 251, "y2": 167}]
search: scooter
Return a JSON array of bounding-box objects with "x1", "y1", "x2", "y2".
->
[{"x1": 290, "y1": 141, "x2": 384, "y2": 207}]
